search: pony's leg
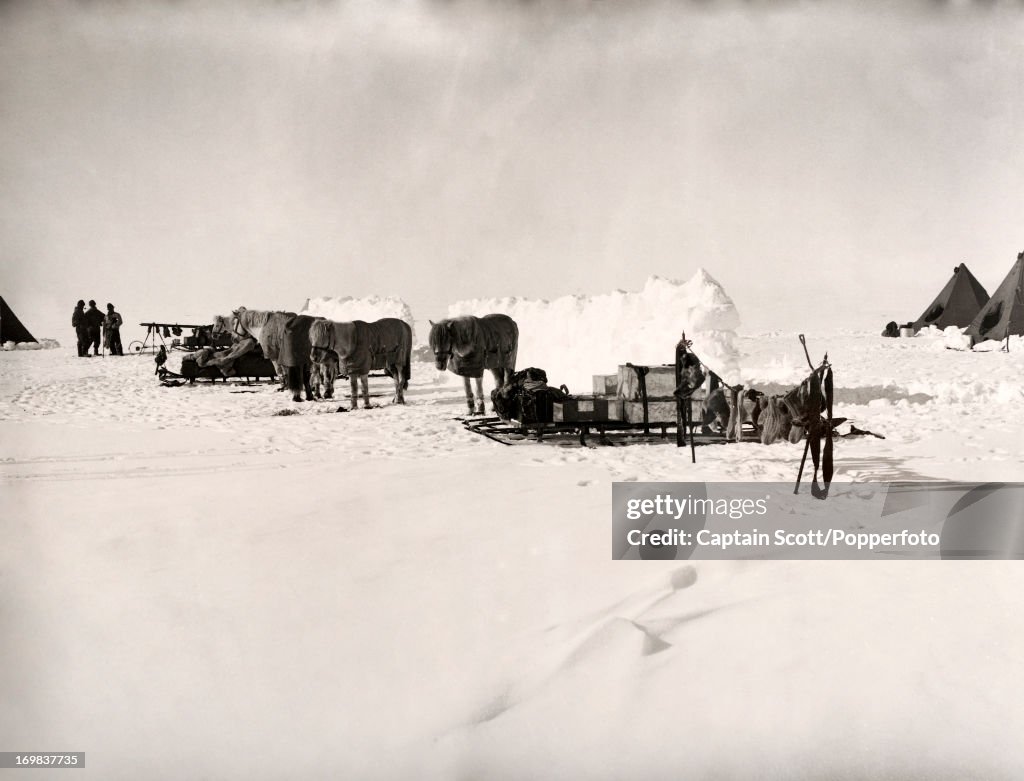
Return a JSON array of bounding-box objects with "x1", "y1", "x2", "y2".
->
[
  {"x1": 350, "y1": 375, "x2": 359, "y2": 409},
  {"x1": 288, "y1": 366, "x2": 304, "y2": 403},
  {"x1": 474, "y1": 376, "x2": 485, "y2": 415},
  {"x1": 360, "y1": 374, "x2": 371, "y2": 408},
  {"x1": 397, "y1": 363, "x2": 407, "y2": 404},
  {"x1": 324, "y1": 366, "x2": 334, "y2": 399},
  {"x1": 304, "y1": 365, "x2": 314, "y2": 401},
  {"x1": 464, "y1": 376, "x2": 475, "y2": 414},
  {"x1": 392, "y1": 365, "x2": 403, "y2": 404},
  {"x1": 274, "y1": 362, "x2": 286, "y2": 391}
]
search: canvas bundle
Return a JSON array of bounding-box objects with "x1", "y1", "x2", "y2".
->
[{"x1": 491, "y1": 367, "x2": 568, "y2": 423}]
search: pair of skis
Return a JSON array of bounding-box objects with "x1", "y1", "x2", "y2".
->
[{"x1": 793, "y1": 334, "x2": 834, "y2": 499}]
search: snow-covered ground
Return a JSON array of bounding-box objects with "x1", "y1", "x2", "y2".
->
[{"x1": 3, "y1": 320, "x2": 1024, "y2": 779}]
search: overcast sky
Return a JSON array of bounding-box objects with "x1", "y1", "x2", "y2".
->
[{"x1": 3, "y1": 0, "x2": 1023, "y2": 344}]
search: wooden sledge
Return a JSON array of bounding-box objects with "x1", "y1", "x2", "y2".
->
[
  {"x1": 459, "y1": 415, "x2": 755, "y2": 448},
  {"x1": 177, "y1": 352, "x2": 278, "y2": 384}
]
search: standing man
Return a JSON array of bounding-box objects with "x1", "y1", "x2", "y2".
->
[
  {"x1": 72, "y1": 300, "x2": 88, "y2": 357},
  {"x1": 84, "y1": 300, "x2": 104, "y2": 356},
  {"x1": 104, "y1": 303, "x2": 124, "y2": 356}
]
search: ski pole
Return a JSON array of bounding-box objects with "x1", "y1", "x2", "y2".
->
[
  {"x1": 794, "y1": 432, "x2": 811, "y2": 494},
  {"x1": 798, "y1": 334, "x2": 814, "y2": 371},
  {"x1": 688, "y1": 400, "x2": 696, "y2": 464}
]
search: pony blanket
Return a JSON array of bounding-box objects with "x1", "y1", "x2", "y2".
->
[
  {"x1": 446, "y1": 314, "x2": 519, "y2": 377},
  {"x1": 278, "y1": 315, "x2": 318, "y2": 369},
  {"x1": 344, "y1": 319, "x2": 411, "y2": 376},
  {"x1": 309, "y1": 318, "x2": 412, "y2": 378}
]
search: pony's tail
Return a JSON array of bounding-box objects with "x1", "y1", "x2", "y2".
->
[
  {"x1": 401, "y1": 323, "x2": 412, "y2": 390},
  {"x1": 286, "y1": 365, "x2": 304, "y2": 397}
]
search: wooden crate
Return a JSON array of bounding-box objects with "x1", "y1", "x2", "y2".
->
[
  {"x1": 592, "y1": 374, "x2": 618, "y2": 396},
  {"x1": 623, "y1": 398, "x2": 677, "y2": 424},
  {"x1": 623, "y1": 392, "x2": 706, "y2": 426},
  {"x1": 553, "y1": 396, "x2": 624, "y2": 423},
  {"x1": 617, "y1": 364, "x2": 678, "y2": 400}
]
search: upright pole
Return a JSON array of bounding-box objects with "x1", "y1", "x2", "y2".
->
[
  {"x1": 675, "y1": 332, "x2": 688, "y2": 448},
  {"x1": 688, "y1": 397, "x2": 696, "y2": 463},
  {"x1": 794, "y1": 435, "x2": 811, "y2": 494}
]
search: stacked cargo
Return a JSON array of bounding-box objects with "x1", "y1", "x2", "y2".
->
[{"x1": 552, "y1": 365, "x2": 705, "y2": 425}]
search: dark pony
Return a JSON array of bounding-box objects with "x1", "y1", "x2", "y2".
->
[
  {"x1": 232, "y1": 307, "x2": 317, "y2": 402},
  {"x1": 308, "y1": 318, "x2": 412, "y2": 409},
  {"x1": 428, "y1": 314, "x2": 519, "y2": 414}
]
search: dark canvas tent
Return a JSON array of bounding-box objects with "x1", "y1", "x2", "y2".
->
[
  {"x1": 965, "y1": 251, "x2": 1024, "y2": 345},
  {"x1": 0, "y1": 296, "x2": 37, "y2": 344},
  {"x1": 912, "y1": 263, "x2": 989, "y2": 332}
]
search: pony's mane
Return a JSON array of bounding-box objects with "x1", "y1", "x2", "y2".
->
[
  {"x1": 428, "y1": 319, "x2": 450, "y2": 350},
  {"x1": 234, "y1": 308, "x2": 273, "y2": 329},
  {"x1": 309, "y1": 318, "x2": 335, "y2": 347}
]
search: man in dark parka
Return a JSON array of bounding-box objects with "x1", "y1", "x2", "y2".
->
[
  {"x1": 72, "y1": 300, "x2": 88, "y2": 357},
  {"x1": 84, "y1": 300, "x2": 105, "y2": 356}
]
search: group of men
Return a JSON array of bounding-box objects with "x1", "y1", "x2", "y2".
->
[{"x1": 72, "y1": 300, "x2": 123, "y2": 357}]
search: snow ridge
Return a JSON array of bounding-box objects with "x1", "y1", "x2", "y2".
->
[
  {"x1": 447, "y1": 270, "x2": 742, "y2": 390},
  {"x1": 300, "y1": 296, "x2": 417, "y2": 342}
]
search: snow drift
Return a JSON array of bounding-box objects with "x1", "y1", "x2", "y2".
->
[
  {"x1": 2, "y1": 338, "x2": 60, "y2": 351},
  {"x1": 447, "y1": 270, "x2": 742, "y2": 391},
  {"x1": 300, "y1": 295, "x2": 417, "y2": 342}
]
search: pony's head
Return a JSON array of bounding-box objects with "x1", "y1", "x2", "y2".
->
[
  {"x1": 428, "y1": 320, "x2": 451, "y2": 371},
  {"x1": 308, "y1": 319, "x2": 336, "y2": 366},
  {"x1": 211, "y1": 315, "x2": 233, "y2": 336},
  {"x1": 230, "y1": 307, "x2": 250, "y2": 338}
]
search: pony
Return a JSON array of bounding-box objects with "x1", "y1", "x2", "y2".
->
[
  {"x1": 308, "y1": 318, "x2": 412, "y2": 409},
  {"x1": 231, "y1": 307, "x2": 317, "y2": 402},
  {"x1": 428, "y1": 314, "x2": 519, "y2": 415}
]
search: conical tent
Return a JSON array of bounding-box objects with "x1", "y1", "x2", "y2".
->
[
  {"x1": 0, "y1": 296, "x2": 37, "y2": 344},
  {"x1": 965, "y1": 251, "x2": 1024, "y2": 345},
  {"x1": 912, "y1": 263, "x2": 989, "y2": 332}
]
